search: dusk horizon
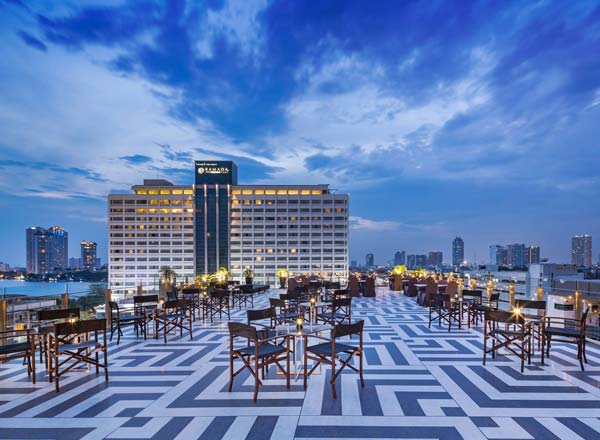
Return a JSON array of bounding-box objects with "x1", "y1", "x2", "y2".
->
[{"x1": 1, "y1": 0, "x2": 599, "y2": 267}]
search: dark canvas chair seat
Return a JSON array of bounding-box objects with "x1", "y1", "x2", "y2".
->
[
  {"x1": 0, "y1": 341, "x2": 31, "y2": 355},
  {"x1": 236, "y1": 343, "x2": 286, "y2": 358},
  {"x1": 306, "y1": 341, "x2": 356, "y2": 356},
  {"x1": 545, "y1": 326, "x2": 580, "y2": 337}
]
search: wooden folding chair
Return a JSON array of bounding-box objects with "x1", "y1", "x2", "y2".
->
[
  {"x1": 109, "y1": 301, "x2": 147, "y2": 345},
  {"x1": 303, "y1": 320, "x2": 365, "y2": 399},
  {"x1": 428, "y1": 294, "x2": 461, "y2": 331},
  {"x1": 542, "y1": 308, "x2": 589, "y2": 370},
  {"x1": 49, "y1": 318, "x2": 108, "y2": 392},
  {"x1": 154, "y1": 299, "x2": 193, "y2": 343},
  {"x1": 0, "y1": 329, "x2": 36, "y2": 383},
  {"x1": 483, "y1": 310, "x2": 531, "y2": 373},
  {"x1": 228, "y1": 322, "x2": 290, "y2": 402}
]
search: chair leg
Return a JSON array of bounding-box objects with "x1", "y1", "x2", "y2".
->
[
  {"x1": 303, "y1": 337, "x2": 308, "y2": 390},
  {"x1": 359, "y1": 350, "x2": 365, "y2": 388},
  {"x1": 331, "y1": 357, "x2": 337, "y2": 399},
  {"x1": 228, "y1": 354, "x2": 234, "y2": 392},
  {"x1": 578, "y1": 340, "x2": 584, "y2": 371},
  {"x1": 253, "y1": 357, "x2": 259, "y2": 402}
]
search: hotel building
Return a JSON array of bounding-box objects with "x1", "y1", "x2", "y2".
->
[
  {"x1": 108, "y1": 180, "x2": 196, "y2": 291},
  {"x1": 108, "y1": 161, "x2": 349, "y2": 290}
]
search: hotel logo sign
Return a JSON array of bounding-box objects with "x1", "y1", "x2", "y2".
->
[
  {"x1": 197, "y1": 165, "x2": 229, "y2": 175},
  {"x1": 195, "y1": 160, "x2": 237, "y2": 185}
]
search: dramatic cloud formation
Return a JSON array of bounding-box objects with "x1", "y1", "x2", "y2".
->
[{"x1": 0, "y1": 0, "x2": 599, "y2": 266}]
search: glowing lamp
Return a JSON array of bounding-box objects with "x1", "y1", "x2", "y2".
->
[{"x1": 296, "y1": 316, "x2": 304, "y2": 330}]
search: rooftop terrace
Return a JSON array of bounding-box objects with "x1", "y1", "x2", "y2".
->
[{"x1": 1, "y1": 289, "x2": 600, "y2": 439}]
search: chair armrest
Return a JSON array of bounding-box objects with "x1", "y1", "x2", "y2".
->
[{"x1": 543, "y1": 316, "x2": 581, "y2": 325}]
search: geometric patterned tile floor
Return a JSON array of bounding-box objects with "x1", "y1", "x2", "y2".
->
[{"x1": 1, "y1": 289, "x2": 600, "y2": 439}]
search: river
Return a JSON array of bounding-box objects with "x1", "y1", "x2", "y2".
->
[{"x1": 0, "y1": 280, "x2": 106, "y2": 297}]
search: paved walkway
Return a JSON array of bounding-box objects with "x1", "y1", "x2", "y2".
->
[{"x1": 1, "y1": 290, "x2": 600, "y2": 439}]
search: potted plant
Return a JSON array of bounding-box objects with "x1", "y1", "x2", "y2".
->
[
  {"x1": 276, "y1": 268, "x2": 289, "y2": 289},
  {"x1": 243, "y1": 267, "x2": 254, "y2": 285}
]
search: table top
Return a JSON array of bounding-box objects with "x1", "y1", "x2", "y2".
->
[
  {"x1": 299, "y1": 301, "x2": 329, "y2": 308},
  {"x1": 275, "y1": 323, "x2": 331, "y2": 337}
]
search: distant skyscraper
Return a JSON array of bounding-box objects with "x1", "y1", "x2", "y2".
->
[
  {"x1": 81, "y1": 241, "x2": 97, "y2": 270},
  {"x1": 68, "y1": 257, "x2": 81, "y2": 270},
  {"x1": 507, "y1": 243, "x2": 526, "y2": 267},
  {"x1": 452, "y1": 237, "x2": 464, "y2": 266},
  {"x1": 26, "y1": 226, "x2": 68, "y2": 274},
  {"x1": 366, "y1": 253, "x2": 374, "y2": 268},
  {"x1": 415, "y1": 254, "x2": 427, "y2": 268},
  {"x1": 428, "y1": 251, "x2": 443, "y2": 267},
  {"x1": 489, "y1": 245, "x2": 503, "y2": 265},
  {"x1": 394, "y1": 251, "x2": 406, "y2": 266},
  {"x1": 572, "y1": 235, "x2": 592, "y2": 267},
  {"x1": 525, "y1": 245, "x2": 540, "y2": 265},
  {"x1": 350, "y1": 260, "x2": 357, "y2": 268},
  {"x1": 407, "y1": 254, "x2": 416, "y2": 269}
]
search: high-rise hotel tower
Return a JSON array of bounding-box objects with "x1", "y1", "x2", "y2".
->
[{"x1": 108, "y1": 161, "x2": 349, "y2": 291}]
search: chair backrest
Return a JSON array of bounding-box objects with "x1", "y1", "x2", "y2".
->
[
  {"x1": 166, "y1": 290, "x2": 178, "y2": 301},
  {"x1": 425, "y1": 280, "x2": 438, "y2": 294},
  {"x1": 333, "y1": 289, "x2": 348, "y2": 297},
  {"x1": 164, "y1": 299, "x2": 191, "y2": 310},
  {"x1": 280, "y1": 291, "x2": 299, "y2": 301},
  {"x1": 54, "y1": 318, "x2": 106, "y2": 337},
  {"x1": 287, "y1": 277, "x2": 297, "y2": 293},
  {"x1": 247, "y1": 307, "x2": 275, "y2": 323},
  {"x1": 181, "y1": 287, "x2": 200, "y2": 295},
  {"x1": 228, "y1": 321, "x2": 258, "y2": 341},
  {"x1": 428, "y1": 293, "x2": 448, "y2": 307},
  {"x1": 332, "y1": 297, "x2": 352, "y2": 308},
  {"x1": 445, "y1": 280, "x2": 458, "y2": 296},
  {"x1": 37, "y1": 307, "x2": 81, "y2": 321},
  {"x1": 239, "y1": 284, "x2": 254, "y2": 294},
  {"x1": 514, "y1": 299, "x2": 547, "y2": 313},
  {"x1": 269, "y1": 297, "x2": 286, "y2": 309},
  {"x1": 133, "y1": 294, "x2": 159, "y2": 305},
  {"x1": 211, "y1": 289, "x2": 230, "y2": 299},
  {"x1": 462, "y1": 289, "x2": 482, "y2": 298},
  {"x1": 485, "y1": 309, "x2": 525, "y2": 326},
  {"x1": 333, "y1": 320, "x2": 364, "y2": 339}
]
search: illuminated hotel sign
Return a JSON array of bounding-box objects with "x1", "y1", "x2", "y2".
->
[
  {"x1": 197, "y1": 165, "x2": 230, "y2": 174},
  {"x1": 195, "y1": 160, "x2": 238, "y2": 185}
]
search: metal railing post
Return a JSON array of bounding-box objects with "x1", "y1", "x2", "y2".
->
[
  {"x1": 0, "y1": 299, "x2": 7, "y2": 346},
  {"x1": 105, "y1": 289, "x2": 112, "y2": 329},
  {"x1": 574, "y1": 290, "x2": 582, "y2": 320},
  {"x1": 62, "y1": 292, "x2": 69, "y2": 309},
  {"x1": 536, "y1": 286, "x2": 544, "y2": 301},
  {"x1": 509, "y1": 283, "x2": 515, "y2": 307}
]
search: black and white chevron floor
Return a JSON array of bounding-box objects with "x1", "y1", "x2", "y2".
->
[{"x1": 1, "y1": 289, "x2": 600, "y2": 439}]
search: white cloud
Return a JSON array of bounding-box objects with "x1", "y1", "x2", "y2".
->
[{"x1": 350, "y1": 216, "x2": 400, "y2": 231}]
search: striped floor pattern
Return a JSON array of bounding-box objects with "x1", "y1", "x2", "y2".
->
[{"x1": 1, "y1": 289, "x2": 599, "y2": 439}]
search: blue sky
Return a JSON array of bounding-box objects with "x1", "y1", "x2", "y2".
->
[{"x1": 1, "y1": 0, "x2": 599, "y2": 267}]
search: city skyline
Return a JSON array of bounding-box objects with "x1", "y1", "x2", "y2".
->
[{"x1": 1, "y1": 1, "x2": 600, "y2": 266}]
